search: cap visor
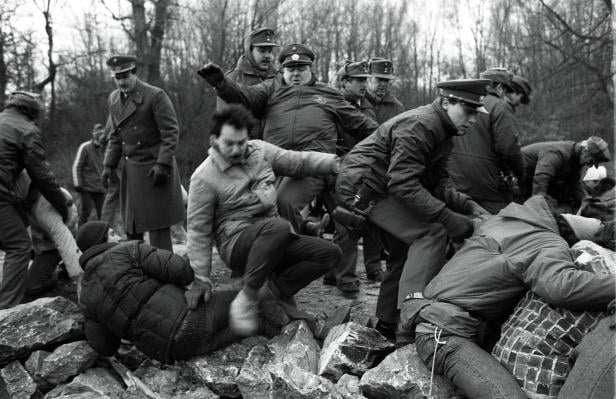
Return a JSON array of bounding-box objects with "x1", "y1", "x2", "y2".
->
[
  {"x1": 371, "y1": 73, "x2": 395, "y2": 80},
  {"x1": 348, "y1": 73, "x2": 372, "y2": 78},
  {"x1": 282, "y1": 61, "x2": 312, "y2": 67}
]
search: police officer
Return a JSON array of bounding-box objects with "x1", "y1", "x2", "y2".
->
[
  {"x1": 218, "y1": 27, "x2": 279, "y2": 138},
  {"x1": 101, "y1": 55, "x2": 185, "y2": 252},
  {"x1": 366, "y1": 58, "x2": 405, "y2": 124},
  {"x1": 448, "y1": 67, "x2": 526, "y2": 214},
  {"x1": 335, "y1": 79, "x2": 491, "y2": 338},
  {"x1": 0, "y1": 91, "x2": 69, "y2": 309},
  {"x1": 506, "y1": 74, "x2": 532, "y2": 112},
  {"x1": 521, "y1": 136, "x2": 611, "y2": 213}
]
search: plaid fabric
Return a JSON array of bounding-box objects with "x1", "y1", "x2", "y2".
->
[{"x1": 492, "y1": 291, "x2": 604, "y2": 399}]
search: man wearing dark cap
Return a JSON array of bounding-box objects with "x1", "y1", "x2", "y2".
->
[
  {"x1": 366, "y1": 58, "x2": 405, "y2": 124},
  {"x1": 334, "y1": 79, "x2": 491, "y2": 338},
  {"x1": 218, "y1": 27, "x2": 279, "y2": 139},
  {"x1": 0, "y1": 91, "x2": 69, "y2": 309},
  {"x1": 198, "y1": 43, "x2": 378, "y2": 235},
  {"x1": 520, "y1": 136, "x2": 611, "y2": 213},
  {"x1": 448, "y1": 67, "x2": 526, "y2": 215},
  {"x1": 101, "y1": 55, "x2": 184, "y2": 252},
  {"x1": 506, "y1": 74, "x2": 532, "y2": 112}
]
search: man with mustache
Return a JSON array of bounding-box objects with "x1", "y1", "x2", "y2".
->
[
  {"x1": 218, "y1": 27, "x2": 279, "y2": 139},
  {"x1": 366, "y1": 58, "x2": 405, "y2": 124},
  {"x1": 198, "y1": 44, "x2": 378, "y2": 236},
  {"x1": 101, "y1": 55, "x2": 184, "y2": 252}
]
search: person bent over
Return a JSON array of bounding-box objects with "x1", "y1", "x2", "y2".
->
[
  {"x1": 397, "y1": 196, "x2": 615, "y2": 399},
  {"x1": 186, "y1": 105, "x2": 342, "y2": 336},
  {"x1": 77, "y1": 221, "x2": 273, "y2": 363}
]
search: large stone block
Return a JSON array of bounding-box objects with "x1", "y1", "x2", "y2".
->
[
  {"x1": 0, "y1": 360, "x2": 40, "y2": 399},
  {"x1": 319, "y1": 322, "x2": 395, "y2": 382},
  {"x1": 0, "y1": 297, "x2": 84, "y2": 367},
  {"x1": 270, "y1": 363, "x2": 342, "y2": 399},
  {"x1": 359, "y1": 344, "x2": 457, "y2": 399},
  {"x1": 44, "y1": 368, "x2": 124, "y2": 398},
  {"x1": 38, "y1": 341, "x2": 99, "y2": 386}
]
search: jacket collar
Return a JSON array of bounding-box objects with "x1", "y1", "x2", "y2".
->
[
  {"x1": 236, "y1": 54, "x2": 276, "y2": 79},
  {"x1": 498, "y1": 195, "x2": 559, "y2": 233},
  {"x1": 431, "y1": 99, "x2": 459, "y2": 136},
  {"x1": 110, "y1": 79, "x2": 145, "y2": 126},
  {"x1": 79, "y1": 242, "x2": 118, "y2": 268}
]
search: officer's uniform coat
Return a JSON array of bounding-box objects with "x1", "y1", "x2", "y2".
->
[{"x1": 104, "y1": 79, "x2": 184, "y2": 234}]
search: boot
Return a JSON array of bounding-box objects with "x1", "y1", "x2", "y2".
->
[
  {"x1": 257, "y1": 282, "x2": 290, "y2": 327},
  {"x1": 229, "y1": 289, "x2": 259, "y2": 336}
]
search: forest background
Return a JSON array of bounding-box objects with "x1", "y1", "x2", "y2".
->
[{"x1": 0, "y1": 0, "x2": 613, "y2": 186}]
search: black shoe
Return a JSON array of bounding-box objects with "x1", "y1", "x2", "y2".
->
[
  {"x1": 337, "y1": 281, "x2": 360, "y2": 298},
  {"x1": 375, "y1": 320, "x2": 397, "y2": 341},
  {"x1": 366, "y1": 270, "x2": 384, "y2": 282},
  {"x1": 323, "y1": 277, "x2": 337, "y2": 286}
]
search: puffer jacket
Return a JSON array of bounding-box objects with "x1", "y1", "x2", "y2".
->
[
  {"x1": 79, "y1": 241, "x2": 194, "y2": 362},
  {"x1": 366, "y1": 91, "x2": 405, "y2": 124},
  {"x1": 448, "y1": 91, "x2": 525, "y2": 205},
  {"x1": 186, "y1": 140, "x2": 338, "y2": 283},
  {"x1": 0, "y1": 108, "x2": 67, "y2": 216},
  {"x1": 336, "y1": 99, "x2": 471, "y2": 221},
  {"x1": 215, "y1": 74, "x2": 378, "y2": 154},
  {"x1": 412, "y1": 196, "x2": 615, "y2": 339}
]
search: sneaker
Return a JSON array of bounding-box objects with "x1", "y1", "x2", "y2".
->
[
  {"x1": 229, "y1": 290, "x2": 259, "y2": 336},
  {"x1": 366, "y1": 270, "x2": 384, "y2": 282}
]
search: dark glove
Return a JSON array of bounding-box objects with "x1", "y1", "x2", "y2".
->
[
  {"x1": 101, "y1": 167, "x2": 113, "y2": 189},
  {"x1": 147, "y1": 163, "x2": 170, "y2": 186},
  {"x1": 197, "y1": 63, "x2": 225, "y2": 88},
  {"x1": 435, "y1": 208, "x2": 474, "y2": 242},
  {"x1": 57, "y1": 202, "x2": 70, "y2": 223}
]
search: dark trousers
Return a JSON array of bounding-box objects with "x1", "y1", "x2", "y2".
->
[
  {"x1": 78, "y1": 191, "x2": 105, "y2": 226},
  {"x1": 229, "y1": 218, "x2": 341, "y2": 299},
  {"x1": 276, "y1": 176, "x2": 326, "y2": 234},
  {"x1": 127, "y1": 227, "x2": 172, "y2": 252},
  {"x1": 0, "y1": 202, "x2": 32, "y2": 309}
]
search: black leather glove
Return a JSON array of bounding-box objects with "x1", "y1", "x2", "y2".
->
[
  {"x1": 101, "y1": 166, "x2": 113, "y2": 189},
  {"x1": 147, "y1": 163, "x2": 170, "y2": 186},
  {"x1": 57, "y1": 203, "x2": 70, "y2": 223},
  {"x1": 197, "y1": 63, "x2": 225, "y2": 88},
  {"x1": 435, "y1": 208, "x2": 474, "y2": 242}
]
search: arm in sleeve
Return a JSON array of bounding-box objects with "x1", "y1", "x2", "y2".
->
[
  {"x1": 334, "y1": 96, "x2": 379, "y2": 141},
  {"x1": 264, "y1": 141, "x2": 338, "y2": 177},
  {"x1": 103, "y1": 112, "x2": 122, "y2": 169},
  {"x1": 214, "y1": 78, "x2": 271, "y2": 118},
  {"x1": 186, "y1": 173, "x2": 217, "y2": 283},
  {"x1": 137, "y1": 242, "x2": 194, "y2": 286},
  {"x1": 435, "y1": 158, "x2": 472, "y2": 214},
  {"x1": 84, "y1": 319, "x2": 121, "y2": 356},
  {"x1": 532, "y1": 151, "x2": 565, "y2": 196},
  {"x1": 386, "y1": 123, "x2": 447, "y2": 220},
  {"x1": 491, "y1": 102, "x2": 526, "y2": 180},
  {"x1": 152, "y1": 90, "x2": 180, "y2": 166},
  {"x1": 71, "y1": 141, "x2": 89, "y2": 189},
  {"x1": 522, "y1": 245, "x2": 615, "y2": 311},
  {"x1": 22, "y1": 129, "x2": 67, "y2": 216}
]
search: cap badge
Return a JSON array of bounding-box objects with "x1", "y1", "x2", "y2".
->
[
  {"x1": 291, "y1": 54, "x2": 300, "y2": 61},
  {"x1": 266, "y1": 35, "x2": 270, "y2": 42}
]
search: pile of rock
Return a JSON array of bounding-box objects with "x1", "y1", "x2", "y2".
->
[{"x1": 0, "y1": 297, "x2": 459, "y2": 399}]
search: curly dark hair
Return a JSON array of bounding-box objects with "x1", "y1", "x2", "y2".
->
[
  {"x1": 209, "y1": 104, "x2": 256, "y2": 138},
  {"x1": 554, "y1": 213, "x2": 579, "y2": 247}
]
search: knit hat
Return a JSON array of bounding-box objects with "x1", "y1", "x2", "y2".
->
[
  {"x1": 560, "y1": 214, "x2": 602, "y2": 241},
  {"x1": 77, "y1": 221, "x2": 110, "y2": 252}
]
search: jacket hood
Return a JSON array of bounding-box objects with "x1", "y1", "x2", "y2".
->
[
  {"x1": 238, "y1": 49, "x2": 277, "y2": 79},
  {"x1": 79, "y1": 242, "x2": 118, "y2": 268},
  {"x1": 498, "y1": 195, "x2": 559, "y2": 234}
]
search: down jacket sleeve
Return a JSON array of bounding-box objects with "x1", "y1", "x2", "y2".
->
[
  {"x1": 186, "y1": 171, "x2": 217, "y2": 283},
  {"x1": 136, "y1": 242, "x2": 194, "y2": 286},
  {"x1": 263, "y1": 141, "x2": 338, "y2": 177},
  {"x1": 522, "y1": 246, "x2": 615, "y2": 311},
  {"x1": 84, "y1": 319, "x2": 120, "y2": 356}
]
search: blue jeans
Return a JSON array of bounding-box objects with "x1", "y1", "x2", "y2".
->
[{"x1": 415, "y1": 330, "x2": 527, "y2": 399}]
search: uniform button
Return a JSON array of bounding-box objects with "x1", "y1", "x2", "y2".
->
[
  {"x1": 137, "y1": 141, "x2": 141, "y2": 145},
  {"x1": 125, "y1": 156, "x2": 128, "y2": 160},
  {"x1": 122, "y1": 141, "x2": 125, "y2": 144}
]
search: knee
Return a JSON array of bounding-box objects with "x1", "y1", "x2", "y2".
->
[
  {"x1": 262, "y1": 218, "x2": 294, "y2": 242},
  {"x1": 320, "y1": 242, "x2": 343, "y2": 269}
]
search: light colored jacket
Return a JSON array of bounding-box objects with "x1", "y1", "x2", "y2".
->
[{"x1": 187, "y1": 140, "x2": 338, "y2": 283}]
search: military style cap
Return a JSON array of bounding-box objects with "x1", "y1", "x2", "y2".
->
[
  {"x1": 106, "y1": 55, "x2": 137, "y2": 75},
  {"x1": 369, "y1": 58, "x2": 395, "y2": 79},
  {"x1": 6, "y1": 91, "x2": 43, "y2": 113},
  {"x1": 583, "y1": 136, "x2": 611, "y2": 162},
  {"x1": 479, "y1": 67, "x2": 513, "y2": 90},
  {"x1": 340, "y1": 61, "x2": 371, "y2": 79},
  {"x1": 437, "y1": 79, "x2": 491, "y2": 114},
  {"x1": 248, "y1": 27, "x2": 278, "y2": 47},
  {"x1": 278, "y1": 43, "x2": 315, "y2": 67},
  {"x1": 511, "y1": 75, "x2": 532, "y2": 104}
]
